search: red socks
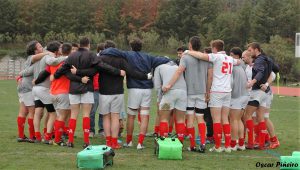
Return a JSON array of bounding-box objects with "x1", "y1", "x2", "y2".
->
[
  {"x1": 198, "y1": 123, "x2": 206, "y2": 145},
  {"x1": 111, "y1": 137, "x2": 118, "y2": 146},
  {"x1": 187, "y1": 127, "x2": 195, "y2": 148},
  {"x1": 27, "y1": 118, "x2": 35, "y2": 139},
  {"x1": 126, "y1": 134, "x2": 133, "y2": 144},
  {"x1": 64, "y1": 126, "x2": 69, "y2": 135},
  {"x1": 176, "y1": 123, "x2": 185, "y2": 143},
  {"x1": 83, "y1": 117, "x2": 90, "y2": 144},
  {"x1": 230, "y1": 140, "x2": 237, "y2": 148},
  {"x1": 43, "y1": 127, "x2": 47, "y2": 135},
  {"x1": 238, "y1": 138, "x2": 245, "y2": 146},
  {"x1": 68, "y1": 119, "x2": 77, "y2": 143},
  {"x1": 246, "y1": 120, "x2": 254, "y2": 146},
  {"x1": 54, "y1": 121, "x2": 65, "y2": 143},
  {"x1": 168, "y1": 125, "x2": 173, "y2": 133},
  {"x1": 154, "y1": 125, "x2": 159, "y2": 134},
  {"x1": 223, "y1": 124, "x2": 231, "y2": 148},
  {"x1": 17, "y1": 116, "x2": 26, "y2": 138},
  {"x1": 213, "y1": 123, "x2": 222, "y2": 149},
  {"x1": 270, "y1": 136, "x2": 278, "y2": 142},
  {"x1": 258, "y1": 121, "x2": 267, "y2": 148},
  {"x1": 45, "y1": 132, "x2": 52, "y2": 141},
  {"x1": 35, "y1": 132, "x2": 41, "y2": 141},
  {"x1": 138, "y1": 134, "x2": 145, "y2": 144},
  {"x1": 159, "y1": 122, "x2": 168, "y2": 137},
  {"x1": 254, "y1": 124, "x2": 259, "y2": 143},
  {"x1": 106, "y1": 136, "x2": 112, "y2": 146}
]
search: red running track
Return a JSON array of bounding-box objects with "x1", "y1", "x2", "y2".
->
[{"x1": 271, "y1": 86, "x2": 300, "y2": 97}]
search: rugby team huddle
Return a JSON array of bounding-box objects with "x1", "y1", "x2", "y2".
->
[{"x1": 16, "y1": 36, "x2": 280, "y2": 153}]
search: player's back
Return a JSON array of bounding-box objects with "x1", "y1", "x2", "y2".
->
[
  {"x1": 180, "y1": 54, "x2": 201, "y2": 95},
  {"x1": 232, "y1": 62, "x2": 248, "y2": 98},
  {"x1": 158, "y1": 62, "x2": 186, "y2": 90},
  {"x1": 208, "y1": 52, "x2": 236, "y2": 93},
  {"x1": 49, "y1": 62, "x2": 70, "y2": 95}
]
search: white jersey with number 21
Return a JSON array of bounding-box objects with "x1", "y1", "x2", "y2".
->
[{"x1": 208, "y1": 51, "x2": 238, "y2": 93}]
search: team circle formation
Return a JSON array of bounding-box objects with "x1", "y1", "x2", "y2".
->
[{"x1": 16, "y1": 36, "x2": 280, "y2": 153}]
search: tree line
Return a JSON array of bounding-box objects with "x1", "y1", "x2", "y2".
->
[{"x1": 0, "y1": 0, "x2": 299, "y2": 80}]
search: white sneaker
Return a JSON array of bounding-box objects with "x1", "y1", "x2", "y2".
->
[
  {"x1": 137, "y1": 143, "x2": 145, "y2": 150},
  {"x1": 187, "y1": 146, "x2": 197, "y2": 152},
  {"x1": 224, "y1": 147, "x2": 231, "y2": 153},
  {"x1": 89, "y1": 132, "x2": 95, "y2": 138},
  {"x1": 209, "y1": 146, "x2": 224, "y2": 153},
  {"x1": 231, "y1": 145, "x2": 237, "y2": 151},
  {"x1": 123, "y1": 141, "x2": 133, "y2": 147},
  {"x1": 237, "y1": 145, "x2": 246, "y2": 151}
]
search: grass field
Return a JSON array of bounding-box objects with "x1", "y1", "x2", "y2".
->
[{"x1": 0, "y1": 80, "x2": 299, "y2": 170}]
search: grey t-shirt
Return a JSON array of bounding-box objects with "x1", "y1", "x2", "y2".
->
[
  {"x1": 180, "y1": 54, "x2": 212, "y2": 95},
  {"x1": 231, "y1": 63, "x2": 248, "y2": 98},
  {"x1": 154, "y1": 61, "x2": 187, "y2": 92}
]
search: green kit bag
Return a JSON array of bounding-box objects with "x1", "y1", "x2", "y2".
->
[
  {"x1": 280, "y1": 151, "x2": 300, "y2": 170},
  {"x1": 154, "y1": 137, "x2": 183, "y2": 160},
  {"x1": 77, "y1": 145, "x2": 115, "y2": 169}
]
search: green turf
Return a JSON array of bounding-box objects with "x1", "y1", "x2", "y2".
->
[{"x1": 0, "y1": 80, "x2": 299, "y2": 170}]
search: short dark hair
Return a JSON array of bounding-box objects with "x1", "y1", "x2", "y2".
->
[
  {"x1": 104, "y1": 40, "x2": 116, "y2": 49},
  {"x1": 46, "y1": 41, "x2": 61, "y2": 53},
  {"x1": 26, "y1": 40, "x2": 39, "y2": 55},
  {"x1": 230, "y1": 47, "x2": 243, "y2": 58},
  {"x1": 203, "y1": 47, "x2": 212, "y2": 54},
  {"x1": 189, "y1": 36, "x2": 201, "y2": 51},
  {"x1": 97, "y1": 43, "x2": 105, "y2": 53},
  {"x1": 62, "y1": 43, "x2": 72, "y2": 56},
  {"x1": 130, "y1": 38, "x2": 142, "y2": 51},
  {"x1": 247, "y1": 42, "x2": 261, "y2": 52},
  {"x1": 210, "y1": 39, "x2": 224, "y2": 51},
  {"x1": 177, "y1": 46, "x2": 188, "y2": 52},
  {"x1": 72, "y1": 43, "x2": 79, "y2": 48},
  {"x1": 79, "y1": 37, "x2": 90, "y2": 47}
]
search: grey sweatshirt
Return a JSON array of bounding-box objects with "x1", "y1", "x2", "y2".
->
[
  {"x1": 17, "y1": 55, "x2": 34, "y2": 93},
  {"x1": 153, "y1": 61, "x2": 187, "y2": 92},
  {"x1": 33, "y1": 54, "x2": 67, "y2": 88},
  {"x1": 231, "y1": 61, "x2": 248, "y2": 98}
]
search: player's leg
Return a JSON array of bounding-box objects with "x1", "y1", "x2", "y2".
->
[
  {"x1": 137, "y1": 89, "x2": 152, "y2": 149},
  {"x1": 33, "y1": 100, "x2": 44, "y2": 143},
  {"x1": 17, "y1": 101, "x2": 28, "y2": 142},
  {"x1": 153, "y1": 102, "x2": 160, "y2": 136},
  {"x1": 208, "y1": 92, "x2": 223, "y2": 152}
]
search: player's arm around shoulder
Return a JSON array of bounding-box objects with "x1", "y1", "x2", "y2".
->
[{"x1": 185, "y1": 50, "x2": 209, "y2": 61}]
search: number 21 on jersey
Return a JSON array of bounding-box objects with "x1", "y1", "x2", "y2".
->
[{"x1": 221, "y1": 62, "x2": 232, "y2": 74}]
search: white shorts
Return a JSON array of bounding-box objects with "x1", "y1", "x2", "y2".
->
[
  {"x1": 51, "y1": 94, "x2": 70, "y2": 110},
  {"x1": 187, "y1": 94, "x2": 207, "y2": 109},
  {"x1": 18, "y1": 92, "x2": 35, "y2": 106},
  {"x1": 209, "y1": 92, "x2": 231, "y2": 108},
  {"x1": 159, "y1": 89, "x2": 187, "y2": 111},
  {"x1": 120, "y1": 99, "x2": 126, "y2": 119},
  {"x1": 69, "y1": 92, "x2": 94, "y2": 105},
  {"x1": 260, "y1": 92, "x2": 273, "y2": 109},
  {"x1": 230, "y1": 95, "x2": 249, "y2": 110},
  {"x1": 99, "y1": 94, "x2": 124, "y2": 115},
  {"x1": 248, "y1": 90, "x2": 268, "y2": 105},
  {"x1": 127, "y1": 88, "x2": 152, "y2": 109},
  {"x1": 32, "y1": 86, "x2": 52, "y2": 104}
]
